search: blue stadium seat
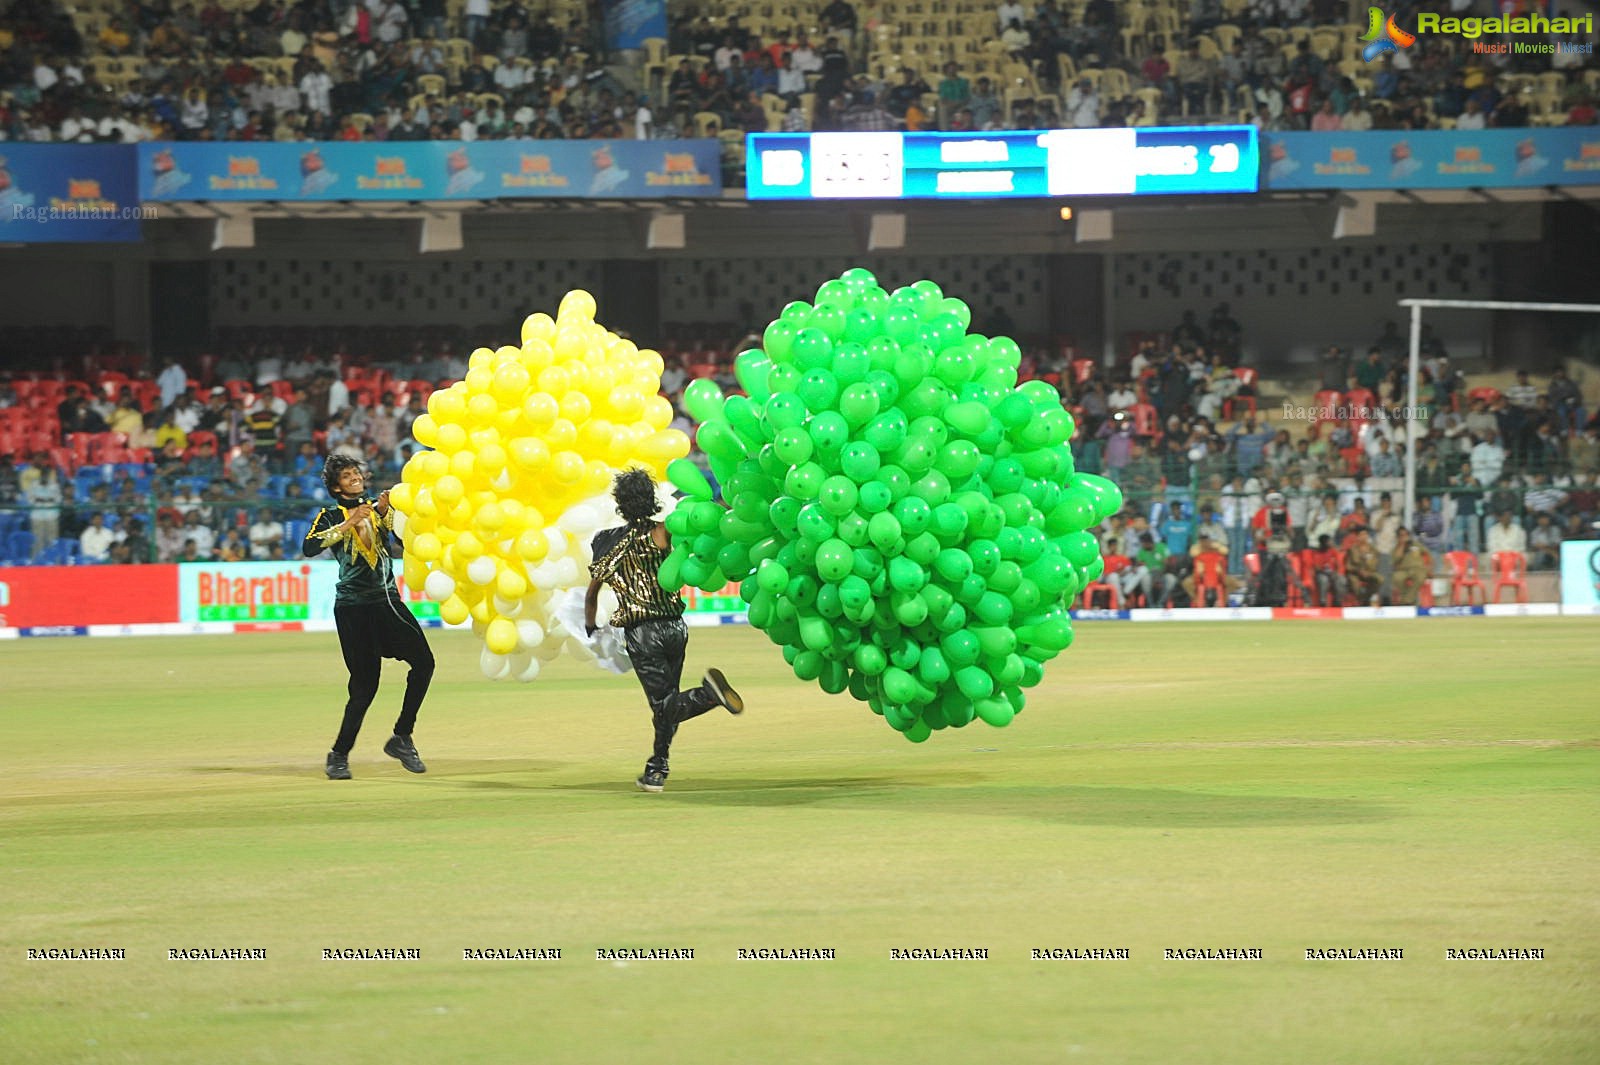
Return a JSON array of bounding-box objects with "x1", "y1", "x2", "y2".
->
[
  {"x1": 36, "y1": 538, "x2": 80, "y2": 566},
  {"x1": 6, "y1": 530, "x2": 35, "y2": 564},
  {"x1": 285, "y1": 520, "x2": 311, "y2": 551},
  {"x1": 266, "y1": 475, "x2": 290, "y2": 498},
  {"x1": 299, "y1": 475, "x2": 322, "y2": 497}
]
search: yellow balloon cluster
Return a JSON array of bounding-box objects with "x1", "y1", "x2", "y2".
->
[{"x1": 389, "y1": 290, "x2": 691, "y2": 680}]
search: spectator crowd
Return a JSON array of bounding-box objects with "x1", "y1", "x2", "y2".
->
[
  {"x1": 1, "y1": 0, "x2": 1593, "y2": 172},
  {"x1": 2, "y1": 306, "x2": 1595, "y2": 608}
]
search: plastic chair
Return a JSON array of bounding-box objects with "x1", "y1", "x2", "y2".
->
[
  {"x1": 1314, "y1": 389, "x2": 1343, "y2": 422},
  {"x1": 1191, "y1": 552, "x2": 1227, "y2": 607},
  {"x1": 1490, "y1": 551, "x2": 1528, "y2": 604},
  {"x1": 1222, "y1": 367, "x2": 1258, "y2": 419},
  {"x1": 1445, "y1": 550, "x2": 1486, "y2": 606},
  {"x1": 1077, "y1": 579, "x2": 1121, "y2": 610}
]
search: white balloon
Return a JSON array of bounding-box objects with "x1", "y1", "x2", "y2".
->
[
  {"x1": 543, "y1": 527, "x2": 568, "y2": 559},
  {"x1": 513, "y1": 656, "x2": 542, "y2": 683},
  {"x1": 515, "y1": 619, "x2": 545, "y2": 648},
  {"x1": 558, "y1": 503, "x2": 601, "y2": 538},
  {"x1": 423, "y1": 570, "x2": 456, "y2": 602},
  {"x1": 480, "y1": 648, "x2": 512, "y2": 681},
  {"x1": 533, "y1": 642, "x2": 562, "y2": 662},
  {"x1": 564, "y1": 636, "x2": 595, "y2": 662},
  {"x1": 467, "y1": 555, "x2": 498, "y2": 586},
  {"x1": 392, "y1": 510, "x2": 408, "y2": 537},
  {"x1": 492, "y1": 594, "x2": 524, "y2": 619},
  {"x1": 491, "y1": 471, "x2": 514, "y2": 492}
]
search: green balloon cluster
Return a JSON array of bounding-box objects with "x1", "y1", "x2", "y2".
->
[{"x1": 660, "y1": 268, "x2": 1122, "y2": 741}]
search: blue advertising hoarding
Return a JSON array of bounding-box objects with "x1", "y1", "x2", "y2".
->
[
  {"x1": 0, "y1": 144, "x2": 141, "y2": 243},
  {"x1": 1558, "y1": 540, "x2": 1600, "y2": 610},
  {"x1": 601, "y1": 0, "x2": 667, "y2": 51},
  {"x1": 746, "y1": 126, "x2": 1260, "y2": 199},
  {"x1": 1262, "y1": 128, "x2": 1600, "y2": 190},
  {"x1": 137, "y1": 140, "x2": 720, "y2": 201}
]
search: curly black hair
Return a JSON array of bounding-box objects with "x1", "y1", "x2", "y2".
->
[
  {"x1": 321, "y1": 453, "x2": 366, "y2": 499},
  {"x1": 612, "y1": 467, "x2": 661, "y2": 525}
]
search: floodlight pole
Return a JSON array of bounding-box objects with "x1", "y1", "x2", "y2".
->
[{"x1": 1405, "y1": 302, "x2": 1421, "y2": 529}]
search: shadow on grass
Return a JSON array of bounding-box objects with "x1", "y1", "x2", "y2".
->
[
  {"x1": 188, "y1": 758, "x2": 572, "y2": 781},
  {"x1": 651, "y1": 779, "x2": 1397, "y2": 827}
]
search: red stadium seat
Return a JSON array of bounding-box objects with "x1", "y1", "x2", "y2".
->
[
  {"x1": 1467, "y1": 386, "x2": 1502, "y2": 406},
  {"x1": 1222, "y1": 367, "x2": 1258, "y2": 419},
  {"x1": 1078, "y1": 579, "x2": 1121, "y2": 610},
  {"x1": 1128, "y1": 401, "x2": 1159, "y2": 438},
  {"x1": 1071, "y1": 358, "x2": 1096, "y2": 386},
  {"x1": 1445, "y1": 550, "x2": 1486, "y2": 606},
  {"x1": 1490, "y1": 551, "x2": 1528, "y2": 604},
  {"x1": 1314, "y1": 389, "x2": 1343, "y2": 422}
]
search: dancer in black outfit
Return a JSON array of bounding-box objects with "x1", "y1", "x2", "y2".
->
[
  {"x1": 585, "y1": 468, "x2": 744, "y2": 792},
  {"x1": 304, "y1": 454, "x2": 435, "y2": 780}
]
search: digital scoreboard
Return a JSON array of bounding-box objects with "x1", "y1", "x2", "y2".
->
[{"x1": 746, "y1": 126, "x2": 1259, "y2": 200}]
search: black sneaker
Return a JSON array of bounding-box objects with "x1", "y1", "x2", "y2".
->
[
  {"x1": 635, "y1": 767, "x2": 667, "y2": 793},
  {"x1": 383, "y1": 734, "x2": 427, "y2": 774},
  {"x1": 703, "y1": 668, "x2": 744, "y2": 715},
  {"x1": 325, "y1": 751, "x2": 351, "y2": 780}
]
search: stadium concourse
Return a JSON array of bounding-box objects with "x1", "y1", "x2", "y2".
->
[{"x1": 1, "y1": 324, "x2": 1595, "y2": 613}]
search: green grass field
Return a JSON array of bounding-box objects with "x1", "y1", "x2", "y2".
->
[{"x1": 2, "y1": 619, "x2": 1597, "y2": 1065}]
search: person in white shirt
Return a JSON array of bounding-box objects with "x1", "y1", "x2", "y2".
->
[
  {"x1": 790, "y1": 39, "x2": 822, "y2": 73},
  {"x1": 370, "y1": 0, "x2": 409, "y2": 44},
  {"x1": 1454, "y1": 98, "x2": 1486, "y2": 130},
  {"x1": 494, "y1": 59, "x2": 528, "y2": 91},
  {"x1": 996, "y1": 0, "x2": 1026, "y2": 31},
  {"x1": 464, "y1": 0, "x2": 491, "y2": 44},
  {"x1": 327, "y1": 374, "x2": 350, "y2": 418},
  {"x1": 256, "y1": 353, "x2": 284, "y2": 386},
  {"x1": 157, "y1": 357, "x2": 189, "y2": 410},
  {"x1": 1107, "y1": 381, "x2": 1137, "y2": 410},
  {"x1": 80, "y1": 513, "x2": 117, "y2": 562},
  {"x1": 34, "y1": 61, "x2": 59, "y2": 92},
  {"x1": 1484, "y1": 512, "x2": 1526, "y2": 556},
  {"x1": 184, "y1": 512, "x2": 216, "y2": 557},
  {"x1": 777, "y1": 55, "x2": 807, "y2": 99},
  {"x1": 634, "y1": 99, "x2": 654, "y2": 139},
  {"x1": 299, "y1": 63, "x2": 333, "y2": 115},
  {"x1": 249, "y1": 509, "x2": 285, "y2": 560},
  {"x1": 1065, "y1": 79, "x2": 1100, "y2": 128},
  {"x1": 1470, "y1": 429, "x2": 1505, "y2": 486},
  {"x1": 172, "y1": 397, "x2": 202, "y2": 434}
]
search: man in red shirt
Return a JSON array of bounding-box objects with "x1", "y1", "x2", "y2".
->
[
  {"x1": 1183, "y1": 536, "x2": 1238, "y2": 607},
  {"x1": 1306, "y1": 533, "x2": 1347, "y2": 606}
]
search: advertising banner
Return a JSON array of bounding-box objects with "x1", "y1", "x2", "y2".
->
[
  {"x1": 601, "y1": 0, "x2": 667, "y2": 51},
  {"x1": 683, "y1": 580, "x2": 746, "y2": 616},
  {"x1": 0, "y1": 564, "x2": 178, "y2": 628},
  {"x1": 0, "y1": 144, "x2": 142, "y2": 243},
  {"x1": 137, "y1": 140, "x2": 720, "y2": 202},
  {"x1": 1558, "y1": 540, "x2": 1600, "y2": 609},
  {"x1": 1262, "y1": 129, "x2": 1600, "y2": 190},
  {"x1": 176, "y1": 560, "x2": 437, "y2": 623}
]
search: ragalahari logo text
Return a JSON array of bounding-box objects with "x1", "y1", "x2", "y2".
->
[{"x1": 1360, "y1": 7, "x2": 1417, "y2": 62}]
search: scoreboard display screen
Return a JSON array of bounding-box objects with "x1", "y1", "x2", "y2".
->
[{"x1": 746, "y1": 126, "x2": 1259, "y2": 200}]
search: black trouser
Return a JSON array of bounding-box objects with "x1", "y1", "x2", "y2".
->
[
  {"x1": 625, "y1": 616, "x2": 716, "y2": 773},
  {"x1": 331, "y1": 600, "x2": 435, "y2": 755}
]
